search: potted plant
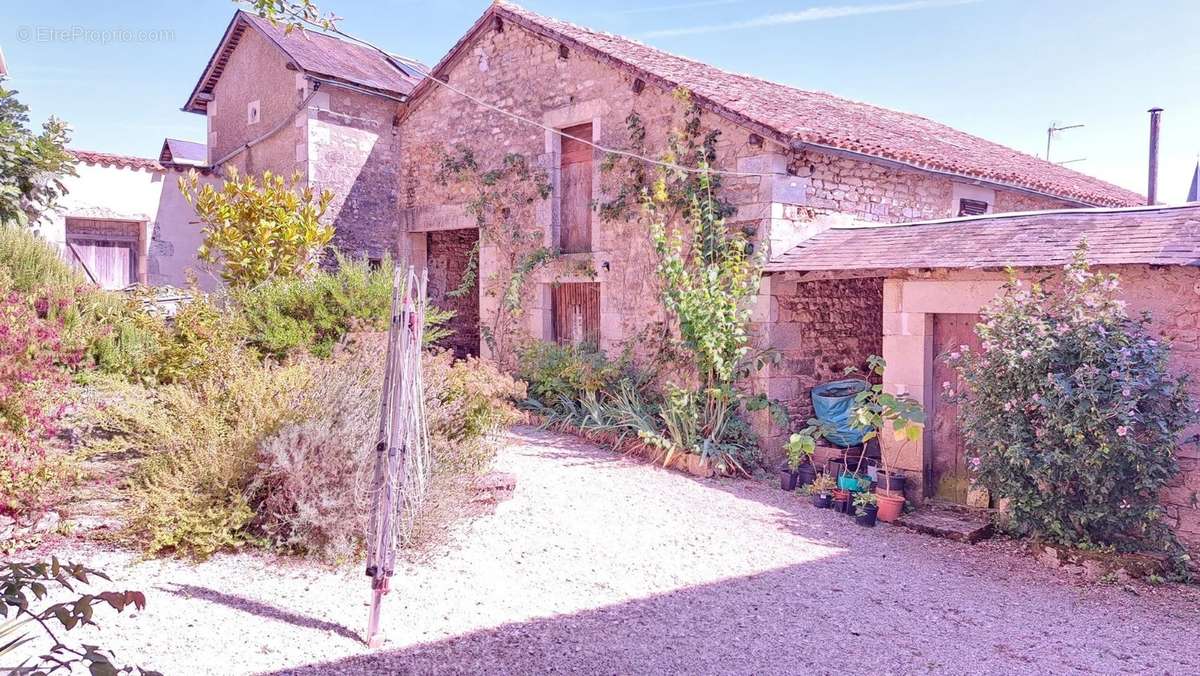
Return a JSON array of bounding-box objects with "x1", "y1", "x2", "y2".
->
[
  {"x1": 831, "y1": 487, "x2": 852, "y2": 513},
  {"x1": 810, "y1": 474, "x2": 836, "y2": 508},
  {"x1": 854, "y1": 491, "x2": 879, "y2": 527},
  {"x1": 784, "y1": 433, "x2": 818, "y2": 488},
  {"x1": 789, "y1": 357, "x2": 925, "y2": 523},
  {"x1": 778, "y1": 461, "x2": 798, "y2": 492}
]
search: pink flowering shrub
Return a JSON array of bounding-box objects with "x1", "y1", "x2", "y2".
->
[
  {"x1": 949, "y1": 244, "x2": 1192, "y2": 551},
  {"x1": 0, "y1": 290, "x2": 82, "y2": 514}
]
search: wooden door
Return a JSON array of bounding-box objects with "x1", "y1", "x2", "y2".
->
[
  {"x1": 559, "y1": 123, "x2": 593, "y2": 254},
  {"x1": 930, "y1": 313, "x2": 983, "y2": 504},
  {"x1": 67, "y1": 237, "x2": 135, "y2": 290},
  {"x1": 551, "y1": 282, "x2": 600, "y2": 346}
]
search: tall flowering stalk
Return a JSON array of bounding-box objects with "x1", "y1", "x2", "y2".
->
[{"x1": 948, "y1": 244, "x2": 1193, "y2": 550}]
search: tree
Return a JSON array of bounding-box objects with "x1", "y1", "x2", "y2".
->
[
  {"x1": 0, "y1": 81, "x2": 76, "y2": 227},
  {"x1": 179, "y1": 167, "x2": 335, "y2": 288}
]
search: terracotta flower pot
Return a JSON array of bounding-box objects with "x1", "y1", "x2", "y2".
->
[{"x1": 875, "y1": 492, "x2": 905, "y2": 522}]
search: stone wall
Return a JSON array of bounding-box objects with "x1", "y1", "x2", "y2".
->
[
  {"x1": 207, "y1": 26, "x2": 304, "y2": 177},
  {"x1": 788, "y1": 149, "x2": 1074, "y2": 223},
  {"x1": 307, "y1": 88, "x2": 403, "y2": 259},
  {"x1": 426, "y1": 228, "x2": 481, "y2": 358},
  {"x1": 762, "y1": 276, "x2": 883, "y2": 452},
  {"x1": 395, "y1": 18, "x2": 783, "y2": 362}
]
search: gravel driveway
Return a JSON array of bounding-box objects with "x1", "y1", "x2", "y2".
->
[{"x1": 24, "y1": 426, "x2": 1200, "y2": 675}]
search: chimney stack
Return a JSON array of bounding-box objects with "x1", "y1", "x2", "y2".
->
[{"x1": 1147, "y1": 107, "x2": 1163, "y2": 205}]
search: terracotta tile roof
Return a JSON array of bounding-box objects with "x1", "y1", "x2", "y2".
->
[
  {"x1": 184, "y1": 11, "x2": 422, "y2": 113},
  {"x1": 453, "y1": 2, "x2": 1140, "y2": 208},
  {"x1": 765, "y1": 204, "x2": 1200, "y2": 272},
  {"x1": 71, "y1": 149, "x2": 211, "y2": 175},
  {"x1": 71, "y1": 149, "x2": 167, "y2": 173}
]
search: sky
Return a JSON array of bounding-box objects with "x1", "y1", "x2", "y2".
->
[{"x1": 3, "y1": 0, "x2": 1199, "y2": 202}]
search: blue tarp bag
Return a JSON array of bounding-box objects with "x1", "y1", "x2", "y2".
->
[{"x1": 811, "y1": 379, "x2": 870, "y2": 448}]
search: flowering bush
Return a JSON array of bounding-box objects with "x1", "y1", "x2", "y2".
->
[
  {"x1": 948, "y1": 245, "x2": 1193, "y2": 550},
  {"x1": 0, "y1": 291, "x2": 81, "y2": 515}
]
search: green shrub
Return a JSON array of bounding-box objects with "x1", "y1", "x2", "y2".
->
[
  {"x1": 0, "y1": 224, "x2": 81, "y2": 296},
  {"x1": 0, "y1": 225, "x2": 173, "y2": 382},
  {"x1": 517, "y1": 341, "x2": 622, "y2": 405},
  {"x1": 233, "y1": 254, "x2": 451, "y2": 359},
  {"x1": 949, "y1": 246, "x2": 1193, "y2": 551}
]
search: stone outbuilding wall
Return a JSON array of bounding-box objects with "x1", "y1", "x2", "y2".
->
[{"x1": 875, "y1": 265, "x2": 1200, "y2": 554}]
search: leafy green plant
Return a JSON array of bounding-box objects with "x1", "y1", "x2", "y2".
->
[
  {"x1": 179, "y1": 167, "x2": 335, "y2": 288},
  {"x1": 594, "y1": 91, "x2": 769, "y2": 471},
  {"x1": 517, "y1": 341, "x2": 622, "y2": 406},
  {"x1": 233, "y1": 254, "x2": 451, "y2": 359},
  {"x1": 789, "y1": 356, "x2": 924, "y2": 481},
  {"x1": 853, "y1": 490, "x2": 878, "y2": 515},
  {"x1": 810, "y1": 473, "x2": 837, "y2": 495},
  {"x1": 949, "y1": 244, "x2": 1193, "y2": 551},
  {"x1": 0, "y1": 559, "x2": 156, "y2": 675},
  {"x1": 0, "y1": 82, "x2": 76, "y2": 228},
  {"x1": 784, "y1": 433, "x2": 815, "y2": 471}
]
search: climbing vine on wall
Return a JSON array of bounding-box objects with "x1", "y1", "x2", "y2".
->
[
  {"x1": 600, "y1": 89, "x2": 780, "y2": 464},
  {"x1": 435, "y1": 146, "x2": 553, "y2": 369}
]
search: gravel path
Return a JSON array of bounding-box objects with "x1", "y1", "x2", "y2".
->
[{"x1": 23, "y1": 426, "x2": 1200, "y2": 675}]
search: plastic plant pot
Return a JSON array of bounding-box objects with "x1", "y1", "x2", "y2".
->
[
  {"x1": 812, "y1": 493, "x2": 832, "y2": 509},
  {"x1": 837, "y1": 473, "x2": 861, "y2": 492},
  {"x1": 796, "y1": 463, "x2": 818, "y2": 488},
  {"x1": 779, "y1": 469, "x2": 798, "y2": 492},
  {"x1": 855, "y1": 505, "x2": 878, "y2": 527},
  {"x1": 875, "y1": 470, "x2": 907, "y2": 494},
  {"x1": 875, "y1": 492, "x2": 905, "y2": 522}
]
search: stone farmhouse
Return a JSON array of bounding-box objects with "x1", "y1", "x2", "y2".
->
[{"x1": 60, "y1": 2, "x2": 1200, "y2": 549}]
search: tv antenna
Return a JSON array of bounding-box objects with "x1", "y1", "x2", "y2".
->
[{"x1": 1046, "y1": 121, "x2": 1084, "y2": 162}]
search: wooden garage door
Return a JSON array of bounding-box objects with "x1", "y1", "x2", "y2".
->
[
  {"x1": 930, "y1": 313, "x2": 983, "y2": 504},
  {"x1": 551, "y1": 282, "x2": 600, "y2": 346}
]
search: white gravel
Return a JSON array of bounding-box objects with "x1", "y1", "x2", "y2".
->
[{"x1": 20, "y1": 426, "x2": 1200, "y2": 675}]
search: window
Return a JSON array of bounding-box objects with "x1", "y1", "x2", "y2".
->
[
  {"x1": 247, "y1": 100, "x2": 260, "y2": 125},
  {"x1": 957, "y1": 198, "x2": 989, "y2": 216},
  {"x1": 559, "y1": 123, "x2": 593, "y2": 253},
  {"x1": 551, "y1": 282, "x2": 600, "y2": 346}
]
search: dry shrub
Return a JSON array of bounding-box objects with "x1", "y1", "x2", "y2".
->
[
  {"x1": 251, "y1": 334, "x2": 523, "y2": 563},
  {"x1": 81, "y1": 352, "x2": 313, "y2": 559}
]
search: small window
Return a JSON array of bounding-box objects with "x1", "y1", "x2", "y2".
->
[
  {"x1": 958, "y1": 198, "x2": 989, "y2": 216},
  {"x1": 247, "y1": 100, "x2": 260, "y2": 125}
]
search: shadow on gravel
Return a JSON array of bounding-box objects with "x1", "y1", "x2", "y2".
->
[
  {"x1": 163, "y1": 583, "x2": 362, "y2": 642},
  {"x1": 262, "y1": 554, "x2": 1197, "y2": 676}
]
